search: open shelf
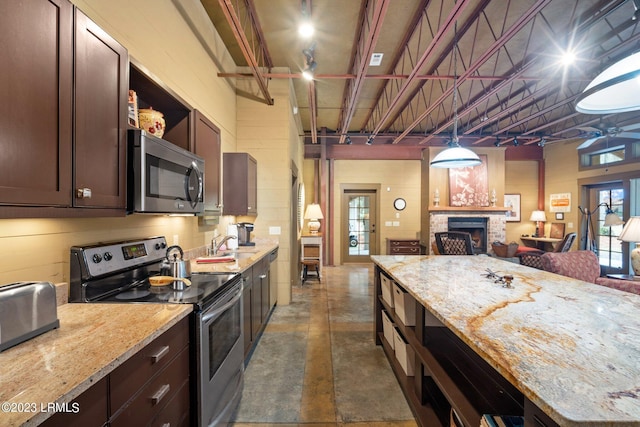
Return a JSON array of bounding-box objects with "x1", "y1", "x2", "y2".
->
[
  {"x1": 375, "y1": 267, "x2": 524, "y2": 427},
  {"x1": 378, "y1": 332, "x2": 447, "y2": 427},
  {"x1": 129, "y1": 62, "x2": 192, "y2": 150}
]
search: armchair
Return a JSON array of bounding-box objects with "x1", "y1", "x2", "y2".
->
[
  {"x1": 540, "y1": 250, "x2": 640, "y2": 295},
  {"x1": 434, "y1": 231, "x2": 475, "y2": 255},
  {"x1": 518, "y1": 232, "x2": 577, "y2": 269}
]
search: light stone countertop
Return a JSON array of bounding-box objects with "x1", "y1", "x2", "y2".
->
[
  {"x1": 0, "y1": 303, "x2": 192, "y2": 427},
  {"x1": 371, "y1": 254, "x2": 640, "y2": 427},
  {"x1": 190, "y1": 241, "x2": 279, "y2": 275}
]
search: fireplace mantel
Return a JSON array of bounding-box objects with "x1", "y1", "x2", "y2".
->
[{"x1": 429, "y1": 206, "x2": 509, "y2": 213}]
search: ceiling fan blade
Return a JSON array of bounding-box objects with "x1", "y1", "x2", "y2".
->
[
  {"x1": 577, "y1": 126, "x2": 602, "y2": 133},
  {"x1": 616, "y1": 132, "x2": 640, "y2": 139},
  {"x1": 576, "y1": 136, "x2": 603, "y2": 150},
  {"x1": 619, "y1": 123, "x2": 640, "y2": 131}
]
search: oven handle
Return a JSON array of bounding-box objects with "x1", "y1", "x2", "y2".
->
[{"x1": 201, "y1": 283, "x2": 242, "y2": 324}]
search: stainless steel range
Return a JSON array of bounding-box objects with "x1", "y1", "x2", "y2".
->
[{"x1": 69, "y1": 236, "x2": 244, "y2": 427}]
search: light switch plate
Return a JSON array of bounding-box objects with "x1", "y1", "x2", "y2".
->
[{"x1": 269, "y1": 226, "x2": 281, "y2": 235}]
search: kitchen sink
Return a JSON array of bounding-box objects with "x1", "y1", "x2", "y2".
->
[{"x1": 217, "y1": 251, "x2": 257, "y2": 259}]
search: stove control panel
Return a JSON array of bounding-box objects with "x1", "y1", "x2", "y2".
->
[{"x1": 72, "y1": 236, "x2": 168, "y2": 278}]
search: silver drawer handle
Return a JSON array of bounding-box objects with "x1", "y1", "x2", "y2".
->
[
  {"x1": 150, "y1": 345, "x2": 170, "y2": 364},
  {"x1": 259, "y1": 274, "x2": 267, "y2": 279},
  {"x1": 161, "y1": 424, "x2": 171, "y2": 427},
  {"x1": 151, "y1": 384, "x2": 171, "y2": 406}
]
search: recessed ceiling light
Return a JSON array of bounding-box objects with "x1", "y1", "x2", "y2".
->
[
  {"x1": 561, "y1": 50, "x2": 576, "y2": 66},
  {"x1": 299, "y1": 21, "x2": 314, "y2": 38}
]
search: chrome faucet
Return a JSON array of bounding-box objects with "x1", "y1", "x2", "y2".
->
[{"x1": 210, "y1": 235, "x2": 237, "y2": 255}]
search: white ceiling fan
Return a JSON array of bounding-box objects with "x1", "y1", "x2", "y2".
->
[{"x1": 576, "y1": 122, "x2": 640, "y2": 150}]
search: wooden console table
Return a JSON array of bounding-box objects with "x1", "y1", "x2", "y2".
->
[{"x1": 520, "y1": 236, "x2": 561, "y2": 251}]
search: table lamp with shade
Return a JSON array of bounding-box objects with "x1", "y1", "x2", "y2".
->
[
  {"x1": 618, "y1": 216, "x2": 640, "y2": 277},
  {"x1": 304, "y1": 203, "x2": 324, "y2": 235},
  {"x1": 529, "y1": 210, "x2": 547, "y2": 237}
]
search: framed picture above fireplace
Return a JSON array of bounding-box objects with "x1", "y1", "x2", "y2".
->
[{"x1": 504, "y1": 193, "x2": 521, "y2": 222}]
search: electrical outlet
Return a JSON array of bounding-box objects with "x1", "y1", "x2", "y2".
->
[
  {"x1": 385, "y1": 221, "x2": 392, "y2": 226},
  {"x1": 172, "y1": 234, "x2": 179, "y2": 245},
  {"x1": 568, "y1": 222, "x2": 574, "y2": 229}
]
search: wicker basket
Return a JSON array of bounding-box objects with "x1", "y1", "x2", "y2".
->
[{"x1": 491, "y1": 241, "x2": 519, "y2": 258}]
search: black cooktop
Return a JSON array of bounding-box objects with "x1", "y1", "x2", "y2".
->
[
  {"x1": 69, "y1": 236, "x2": 240, "y2": 309},
  {"x1": 99, "y1": 272, "x2": 240, "y2": 306}
]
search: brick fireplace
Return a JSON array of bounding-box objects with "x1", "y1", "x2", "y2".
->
[{"x1": 429, "y1": 208, "x2": 507, "y2": 255}]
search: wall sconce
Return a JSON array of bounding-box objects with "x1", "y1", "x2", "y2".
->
[
  {"x1": 618, "y1": 216, "x2": 640, "y2": 277},
  {"x1": 529, "y1": 210, "x2": 547, "y2": 237},
  {"x1": 304, "y1": 203, "x2": 324, "y2": 234}
]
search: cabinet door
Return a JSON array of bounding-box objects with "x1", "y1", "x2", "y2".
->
[
  {"x1": 223, "y1": 153, "x2": 257, "y2": 216},
  {"x1": 242, "y1": 274, "x2": 253, "y2": 356},
  {"x1": 251, "y1": 265, "x2": 262, "y2": 338},
  {"x1": 73, "y1": 9, "x2": 128, "y2": 208},
  {"x1": 192, "y1": 110, "x2": 221, "y2": 213},
  {"x1": 0, "y1": 0, "x2": 73, "y2": 206},
  {"x1": 247, "y1": 155, "x2": 257, "y2": 215},
  {"x1": 261, "y1": 267, "x2": 270, "y2": 323},
  {"x1": 39, "y1": 376, "x2": 108, "y2": 427}
]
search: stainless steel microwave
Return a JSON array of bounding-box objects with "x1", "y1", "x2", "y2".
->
[{"x1": 127, "y1": 129, "x2": 205, "y2": 214}]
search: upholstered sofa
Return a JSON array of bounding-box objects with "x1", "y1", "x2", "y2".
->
[{"x1": 539, "y1": 250, "x2": 640, "y2": 295}]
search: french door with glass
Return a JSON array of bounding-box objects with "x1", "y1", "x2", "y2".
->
[{"x1": 342, "y1": 189, "x2": 377, "y2": 263}]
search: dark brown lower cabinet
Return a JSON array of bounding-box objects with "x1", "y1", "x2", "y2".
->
[
  {"x1": 243, "y1": 254, "x2": 275, "y2": 360},
  {"x1": 39, "y1": 377, "x2": 108, "y2": 427},
  {"x1": 40, "y1": 317, "x2": 190, "y2": 427},
  {"x1": 374, "y1": 266, "x2": 557, "y2": 427},
  {"x1": 242, "y1": 266, "x2": 254, "y2": 357}
]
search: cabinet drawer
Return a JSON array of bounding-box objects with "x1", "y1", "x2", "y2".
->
[
  {"x1": 111, "y1": 346, "x2": 190, "y2": 427},
  {"x1": 389, "y1": 239, "x2": 419, "y2": 247},
  {"x1": 303, "y1": 244, "x2": 320, "y2": 258},
  {"x1": 110, "y1": 317, "x2": 189, "y2": 413},
  {"x1": 150, "y1": 379, "x2": 191, "y2": 427},
  {"x1": 389, "y1": 246, "x2": 420, "y2": 254}
]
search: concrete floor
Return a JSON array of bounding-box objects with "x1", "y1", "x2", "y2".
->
[{"x1": 230, "y1": 264, "x2": 417, "y2": 427}]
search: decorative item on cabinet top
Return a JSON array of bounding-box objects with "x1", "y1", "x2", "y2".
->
[{"x1": 138, "y1": 107, "x2": 166, "y2": 138}]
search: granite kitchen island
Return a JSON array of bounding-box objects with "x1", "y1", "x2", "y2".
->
[{"x1": 372, "y1": 254, "x2": 640, "y2": 427}]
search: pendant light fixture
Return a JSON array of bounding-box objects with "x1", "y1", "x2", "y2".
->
[
  {"x1": 575, "y1": 51, "x2": 640, "y2": 114},
  {"x1": 430, "y1": 21, "x2": 481, "y2": 169}
]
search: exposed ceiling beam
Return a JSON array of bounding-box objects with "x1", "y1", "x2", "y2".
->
[
  {"x1": 218, "y1": 0, "x2": 274, "y2": 105},
  {"x1": 391, "y1": 0, "x2": 553, "y2": 144},
  {"x1": 308, "y1": 80, "x2": 318, "y2": 143},
  {"x1": 217, "y1": 72, "x2": 585, "y2": 81},
  {"x1": 368, "y1": 0, "x2": 473, "y2": 138},
  {"x1": 336, "y1": 0, "x2": 390, "y2": 144}
]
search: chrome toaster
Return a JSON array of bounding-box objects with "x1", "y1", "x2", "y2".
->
[{"x1": 0, "y1": 281, "x2": 60, "y2": 352}]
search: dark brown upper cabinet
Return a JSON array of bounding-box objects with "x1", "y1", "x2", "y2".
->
[
  {"x1": 192, "y1": 111, "x2": 222, "y2": 214},
  {"x1": 0, "y1": 0, "x2": 128, "y2": 216},
  {"x1": 73, "y1": 8, "x2": 128, "y2": 209},
  {"x1": 0, "y1": 0, "x2": 74, "y2": 207},
  {"x1": 223, "y1": 153, "x2": 257, "y2": 216}
]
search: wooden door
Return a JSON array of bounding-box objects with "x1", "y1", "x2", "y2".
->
[
  {"x1": 73, "y1": 9, "x2": 128, "y2": 209},
  {"x1": 0, "y1": 0, "x2": 73, "y2": 206},
  {"x1": 192, "y1": 110, "x2": 221, "y2": 213}
]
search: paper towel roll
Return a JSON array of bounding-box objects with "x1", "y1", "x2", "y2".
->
[{"x1": 227, "y1": 224, "x2": 239, "y2": 249}]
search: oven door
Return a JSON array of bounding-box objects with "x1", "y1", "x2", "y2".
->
[{"x1": 196, "y1": 278, "x2": 244, "y2": 427}]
